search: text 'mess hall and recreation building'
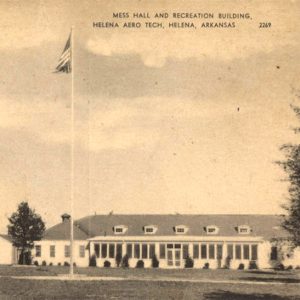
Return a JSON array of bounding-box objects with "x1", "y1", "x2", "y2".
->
[{"x1": 32, "y1": 214, "x2": 300, "y2": 269}]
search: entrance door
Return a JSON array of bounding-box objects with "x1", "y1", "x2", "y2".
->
[
  {"x1": 167, "y1": 248, "x2": 173, "y2": 266},
  {"x1": 167, "y1": 244, "x2": 182, "y2": 267},
  {"x1": 174, "y1": 249, "x2": 181, "y2": 267}
]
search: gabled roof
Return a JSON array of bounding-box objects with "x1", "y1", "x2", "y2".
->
[
  {"x1": 42, "y1": 220, "x2": 89, "y2": 240},
  {"x1": 66, "y1": 214, "x2": 288, "y2": 240}
]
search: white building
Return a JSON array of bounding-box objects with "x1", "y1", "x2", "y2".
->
[
  {"x1": 33, "y1": 214, "x2": 300, "y2": 269},
  {"x1": 0, "y1": 234, "x2": 17, "y2": 265}
]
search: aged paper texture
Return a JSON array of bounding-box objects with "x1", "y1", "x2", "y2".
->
[{"x1": 0, "y1": 0, "x2": 299, "y2": 298}]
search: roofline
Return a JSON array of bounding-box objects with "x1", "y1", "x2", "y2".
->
[
  {"x1": 40, "y1": 239, "x2": 88, "y2": 242},
  {"x1": 0, "y1": 234, "x2": 12, "y2": 242},
  {"x1": 76, "y1": 213, "x2": 284, "y2": 221},
  {"x1": 88, "y1": 235, "x2": 265, "y2": 242}
]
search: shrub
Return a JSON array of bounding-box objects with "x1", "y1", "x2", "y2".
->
[
  {"x1": 89, "y1": 255, "x2": 97, "y2": 267},
  {"x1": 152, "y1": 254, "x2": 159, "y2": 268},
  {"x1": 121, "y1": 254, "x2": 129, "y2": 268},
  {"x1": 73, "y1": 262, "x2": 76, "y2": 267},
  {"x1": 249, "y1": 260, "x2": 258, "y2": 270},
  {"x1": 64, "y1": 261, "x2": 70, "y2": 267},
  {"x1": 104, "y1": 260, "x2": 111, "y2": 268},
  {"x1": 286, "y1": 265, "x2": 293, "y2": 270},
  {"x1": 42, "y1": 260, "x2": 47, "y2": 266},
  {"x1": 185, "y1": 255, "x2": 194, "y2": 268},
  {"x1": 203, "y1": 263, "x2": 209, "y2": 269},
  {"x1": 136, "y1": 260, "x2": 144, "y2": 268},
  {"x1": 238, "y1": 263, "x2": 245, "y2": 270},
  {"x1": 116, "y1": 252, "x2": 122, "y2": 267},
  {"x1": 274, "y1": 263, "x2": 285, "y2": 271},
  {"x1": 217, "y1": 258, "x2": 222, "y2": 269},
  {"x1": 49, "y1": 262, "x2": 53, "y2": 266},
  {"x1": 295, "y1": 265, "x2": 300, "y2": 270},
  {"x1": 224, "y1": 256, "x2": 231, "y2": 269},
  {"x1": 58, "y1": 262, "x2": 61, "y2": 266}
]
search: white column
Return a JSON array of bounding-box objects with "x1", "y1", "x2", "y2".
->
[
  {"x1": 122, "y1": 242, "x2": 126, "y2": 257},
  {"x1": 90, "y1": 242, "x2": 95, "y2": 256}
]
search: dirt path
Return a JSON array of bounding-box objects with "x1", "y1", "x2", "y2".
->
[{"x1": 2, "y1": 275, "x2": 299, "y2": 286}]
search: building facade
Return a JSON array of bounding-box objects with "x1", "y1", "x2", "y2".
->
[
  {"x1": 0, "y1": 234, "x2": 17, "y2": 265},
  {"x1": 33, "y1": 214, "x2": 300, "y2": 269}
]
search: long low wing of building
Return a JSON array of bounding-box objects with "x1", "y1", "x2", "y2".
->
[{"x1": 32, "y1": 214, "x2": 300, "y2": 269}]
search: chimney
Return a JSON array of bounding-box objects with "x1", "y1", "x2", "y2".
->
[{"x1": 61, "y1": 213, "x2": 71, "y2": 222}]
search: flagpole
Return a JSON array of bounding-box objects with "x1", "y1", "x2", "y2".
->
[{"x1": 70, "y1": 25, "x2": 74, "y2": 277}]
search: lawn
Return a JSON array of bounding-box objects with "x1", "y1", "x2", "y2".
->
[
  {"x1": 0, "y1": 266, "x2": 299, "y2": 299},
  {"x1": 1, "y1": 265, "x2": 300, "y2": 282}
]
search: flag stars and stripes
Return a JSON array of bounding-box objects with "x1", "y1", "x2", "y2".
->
[{"x1": 56, "y1": 34, "x2": 71, "y2": 73}]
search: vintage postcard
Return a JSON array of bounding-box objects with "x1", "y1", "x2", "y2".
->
[{"x1": 0, "y1": 0, "x2": 299, "y2": 299}]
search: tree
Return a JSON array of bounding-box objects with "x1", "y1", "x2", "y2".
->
[
  {"x1": 7, "y1": 202, "x2": 45, "y2": 264},
  {"x1": 278, "y1": 105, "x2": 300, "y2": 246}
]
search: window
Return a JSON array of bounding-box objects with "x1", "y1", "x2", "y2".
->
[
  {"x1": 109, "y1": 243, "x2": 115, "y2": 258},
  {"x1": 235, "y1": 245, "x2": 241, "y2": 259},
  {"x1": 206, "y1": 226, "x2": 219, "y2": 235},
  {"x1": 134, "y1": 244, "x2": 140, "y2": 259},
  {"x1": 50, "y1": 245, "x2": 55, "y2": 258},
  {"x1": 159, "y1": 244, "x2": 165, "y2": 259},
  {"x1": 126, "y1": 244, "x2": 132, "y2": 258},
  {"x1": 251, "y1": 244, "x2": 258, "y2": 260},
  {"x1": 227, "y1": 244, "x2": 233, "y2": 259},
  {"x1": 113, "y1": 225, "x2": 128, "y2": 234},
  {"x1": 101, "y1": 243, "x2": 107, "y2": 258},
  {"x1": 243, "y1": 245, "x2": 250, "y2": 260},
  {"x1": 142, "y1": 244, "x2": 148, "y2": 259},
  {"x1": 201, "y1": 244, "x2": 207, "y2": 259},
  {"x1": 79, "y1": 245, "x2": 85, "y2": 258},
  {"x1": 64, "y1": 245, "x2": 70, "y2": 258},
  {"x1": 217, "y1": 244, "x2": 223, "y2": 259},
  {"x1": 209, "y1": 244, "x2": 215, "y2": 259},
  {"x1": 270, "y1": 246, "x2": 278, "y2": 260},
  {"x1": 95, "y1": 244, "x2": 100, "y2": 258},
  {"x1": 116, "y1": 243, "x2": 122, "y2": 257},
  {"x1": 193, "y1": 244, "x2": 199, "y2": 259},
  {"x1": 166, "y1": 243, "x2": 181, "y2": 249},
  {"x1": 175, "y1": 225, "x2": 188, "y2": 234},
  {"x1": 238, "y1": 225, "x2": 251, "y2": 234},
  {"x1": 144, "y1": 225, "x2": 158, "y2": 234},
  {"x1": 35, "y1": 245, "x2": 41, "y2": 257},
  {"x1": 149, "y1": 244, "x2": 155, "y2": 259},
  {"x1": 183, "y1": 244, "x2": 189, "y2": 259}
]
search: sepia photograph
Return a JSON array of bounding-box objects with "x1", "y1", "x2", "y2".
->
[{"x1": 0, "y1": 0, "x2": 299, "y2": 299}]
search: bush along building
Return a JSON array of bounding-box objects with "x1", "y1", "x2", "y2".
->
[{"x1": 32, "y1": 214, "x2": 300, "y2": 269}]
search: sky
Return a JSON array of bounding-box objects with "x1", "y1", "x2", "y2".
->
[{"x1": 0, "y1": 0, "x2": 299, "y2": 232}]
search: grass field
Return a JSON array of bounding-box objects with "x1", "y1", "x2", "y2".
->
[{"x1": 0, "y1": 266, "x2": 299, "y2": 299}]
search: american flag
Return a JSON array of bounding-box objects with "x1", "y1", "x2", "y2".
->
[{"x1": 55, "y1": 34, "x2": 71, "y2": 73}]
